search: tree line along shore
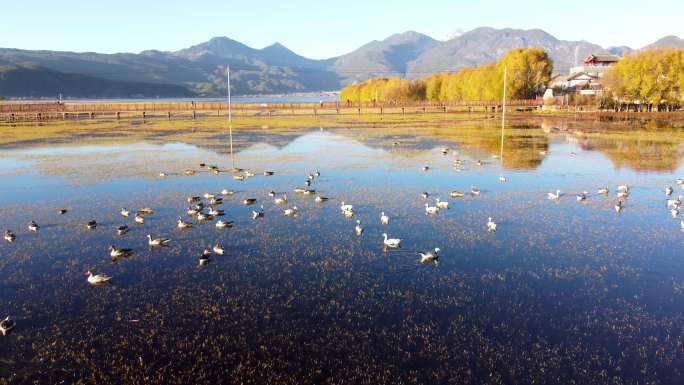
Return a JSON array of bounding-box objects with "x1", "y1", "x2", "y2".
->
[{"x1": 340, "y1": 48, "x2": 684, "y2": 111}]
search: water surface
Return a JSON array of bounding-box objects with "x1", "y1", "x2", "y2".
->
[{"x1": 1, "y1": 118, "x2": 683, "y2": 384}]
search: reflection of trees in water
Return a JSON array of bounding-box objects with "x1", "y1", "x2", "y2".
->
[{"x1": 582, "y1": 136, "x2": 684, "y2": 172}]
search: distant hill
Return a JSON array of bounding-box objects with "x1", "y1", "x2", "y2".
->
[
  {"x1": 0, "y1": 65, "x2": 193, "y2": 98},
  {"x1": 0, "y1": 29, "x2": 683, "y2": 97},
  {"x1": 645, "y1": 35, "x2": 684, "y2": 49},
  {"x1": 332, "y1": 31, "x2": 439, "y2": 84}
]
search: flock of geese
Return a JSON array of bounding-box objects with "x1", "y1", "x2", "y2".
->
[{"x1": 2, "y1": 153, "x2": 684, "y2": 336}]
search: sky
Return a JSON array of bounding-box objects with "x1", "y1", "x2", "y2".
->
[{"x1": 1, "y1": 0, "x2": 682, "y2": 59}]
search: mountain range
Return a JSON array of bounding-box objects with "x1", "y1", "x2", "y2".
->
[{"x1": 0, "y1": 27, "x2": 682, "y2": 98}]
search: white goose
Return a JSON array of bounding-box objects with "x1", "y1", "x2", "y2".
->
[
  {"x1": 86, "y1": 271, "x2": 112, "y2": 285},
  {"x1": 252, "y1": 205, "x2": 264, "y2": 219},
  {"x1": 177, "y1": 218, "x2": 193, "y2": 229},
  {"x1": 597, "y1": 187, "x2": 609, "y2": 195},
  {"x1": 435, "y1": 199, "x2": 449, "y2": 209},
  {"x1": 274, "y1": 194, "x2": 288, "y2": 205},
  {"x1": 284, "y1": 206, "x2": 298, "y2": 216},
  {"x1": 27, "y1": 221, "x2": 39, "y2": 232},
  {"x1": 617, "y1": 184, "x2": 630, "y2": 192},
  {"x1": 486, "y1": 217, "x2": 497, "y2": 232},
  {"x1": 221, "y1": 189, "x2": 234, "y2": 196},
  {"x1": 419, "y1": 248, "x2": 440, "y2": 264},
  {"x1": 617, "y1": 190, "x2": 629, "y2": 199},
  {"x1": 340, "y1": 202, "x2": 353, "y2": 212},
  {"x1": 355, "y1": 220, "x2": 363, "y2": 235},
  {"x1": 213, "y1": 243, "x2": 225, "y2": 255},
  {"x1": 547, "y1": 190, "x2": 561, "y2": 200},
  {"x1": 615, "y1": 200, "x2": 623, "y2": 214},
  {"x1": 425, "y1": 203, "x2": 439, "y2": 215},
  {"x1": 109, "y1": 245, "x2": 132, "y2": 258},
  {"x1": 0, "y1": 316, "x2": 15, "y2": 336},
  {"x1": 120, "y1": 208, "x2": 130, "y2": 217},
  {"x1": 382, "y1": 233, "x2": 401, "y2": 248},
  {"x1": 134, "y1": 213, "x2": 145, "y2": 224},
  {"x1": 343, "y1": 208, "x2": 354, "y2": 218},
  {"x1": 672, "y1": 208, "x2": 679, "y2": 218},
  {"x1": 3, "y1": 230, "x2": 15, "y2": 242},
  {"x1": 147, "y1": 235, "x2": 171, "y2": 247},
  {"x1": 380, "y1": 212, "x2": 389, "y2": 225},
  {"x1": 576, "y1": 191, "x2": 587, "y2": 202},
  {"x1": 215, "y1": 220, "x2": 233, "y2": 228}
]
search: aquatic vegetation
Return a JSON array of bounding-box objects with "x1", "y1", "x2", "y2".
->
[{"x1": 0, "y1": 119, "x2": 683, "y2": 384}]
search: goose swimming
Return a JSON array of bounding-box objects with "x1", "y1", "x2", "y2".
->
[
  {"x1": 147, "y1": 235, "x2": 171, "y2": 246},
  {"x1": 197, "y1": 212, "x2": 213, "y2": 221},
  {"x1": 245, "y1": 170, "x2": 256, "y2": 177},
  {"x1": 486, "y1": 217, "x2": 497, "y2": 232},
  {"x1": 187, "y1": 207, "x2": 200, "y2": 216},
  {"x1": 597, "y1": 187, "x2": 609, "y2": 195},
  {"x1": 86, "y1": 220, "x2": 97, "y2": 230},
  {"x1": 419, "y1": 248, "x2": 440, "y2": 264},
  {"x1": 86, "y1": 271, "x2": 112, "y2": 285},
  {"x1": 303, "y1": 189, "x2": 316, "y2": 195},
  {"x1": 617, "y1": 191, "x2": 629, "y2": 199},
  {"x1": 667, "y1": 196, "x2": 682, "y2": 209},
  {"x1": 340, "y1": 202, "x2": 353, "y2": 212},
  {"x1": 199, "y1": 249, "x2": 211, "y2": 266},
  {"x1": 672, "y1": 208, "x2": 679, "y2": 218},
  {"x1": 158, "y1": 172, "x2": 167, "y2": 177},
  {"x1": 252, "y1": 205, "x2": 264, "y2": 219},
  {"x1": 263, "y1": 170, "x2": 275, "y2": 176},
  {"x1": 121, "y1": 208, "x2": 130, "y2": 217},
  {"x1": 134, "y1": 214, "x2": 145, "y2": 224},
  {"x1": 209, "y1": 197, "x2": 223, "y2": 205},
  {"x1": 425, "y1": 203, "x2": 439, "y2": 215},
  {"x1": 138, "y1": 208, "x2": 154, "y2": 215},
  {"x1": 441, "y1": 148, "x2": 449, "y2": 155},
  {"x1": 421, "y1": 192, "x2": 429, "y2": 199},
  {"x1": 343, "y1": 208, "x2": 354, "y2": 218},
  {"x1": 274, "y1": 194, "x2": 288, "y2": 205},
  {"x1": 382, "y1": 233, "x2": 401, "y2": 248},
  {"x1": 213, "y1": 243, "x2": 225, "y2": 255},
  {"x1": 314, "y1": 170, "x2": 320, "y2": 177},
  {"x1": 617, "y1": 184, "x2": 630, "y2": 192},
  {"x1": 436, "y1": 199, "x2": 449, "y2": 209},
  {"x1": 666, "y1": 186, "x2": 674, "y2": 196},
  {"x1": 177, "y1": 218, "x2": 193, "y2": 229},
  {"x1": 233, "y1": 175, "x2": 245, "y2": 181},
  {"x1": 109, "y1": 245, "x2": 133, "y2": 258},
  {"x1": 450, "y1": 191, "x2": 464, "y2": 198},
  {"x1": 499, "y1": 175, "x2": 507, "y2": 183},
  {"x1": 380, "y1": 212, "x2": 389, "y2": 225},
  {"x1": 314, "y1": 196, "x2": 329, "y2": 203},
  {"x1": 208, "y1": 207, "x2": 224, "y2": 216},
  {"x1": 221, "y1": 189, "x2": 234, "y2": 196},
  {"x1": 4, "y1": 230, "x2": 15, "y2": 243},
  {"x1": 187, "y1": 196, "x2": 201, "y2": 203},
  {"x1": 547, "y1": 190, "x2": 561, "y2": 200},
  {"x1": 185, "y1": 169, "x2": 196, "y2": 176},
  {"x1": 576, "y1": 191, "x2": 588, "y2": 202},
  {"x1": 215, "y1": 220, "x2": 233, "y2": 228},
  {"x1": 27, "y1": 221, "x2": 39, "y2": 232},
  {"x1": 470, "y1": 187, "x2": 481, "y2": 196},
  {"x1": 284, "y1": 206, "x2": 298, "y2": 216},
  {"x1": 116, "y1": 225, "x2": 129, "y2": 235},
  {"x1": 243, "y1": 198, "x2": 257, "y2": 205},
  {"x1": 59, "y1": 209, "x2": 67, "y2": 215},
  {"x1": 422, "y1": 165, "x2": 430, "y2": 172},
  {"x1": 0, "y1": 317, "x2": 15, "y2": 336},
  {"x1": 203, "y1": 192, "x2": 215, "y2": 199},
  {"x1": 355, "y1": 220, "x2": 363, "y2": 235},
  {"x1": 615, "y1": 200, "x2": 623, "y2": 214}
]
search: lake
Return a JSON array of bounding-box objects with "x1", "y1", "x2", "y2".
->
[{"x1": 1, "y1": 116, "x2": 683, "y2": 384}]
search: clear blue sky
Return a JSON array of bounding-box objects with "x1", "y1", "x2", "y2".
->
[{"x1": 1, "y1": 0, "x2": 681, "y2": 59}]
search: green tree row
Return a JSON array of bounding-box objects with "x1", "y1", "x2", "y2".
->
[
  {"x1": 603, "y1": 49, "x2": 684, "y2": 106},
  {"x1": 340, "y1": 48, "x2": 553, "y2": 103}
]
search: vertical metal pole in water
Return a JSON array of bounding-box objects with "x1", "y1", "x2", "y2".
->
[
  {"x1": 500, "y1": 66, "x2": 507, "y2": 178},
  {"x1": 227, "y1": 65, "x2": 235, "y2": 170}
]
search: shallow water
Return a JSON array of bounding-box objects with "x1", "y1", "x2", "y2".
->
[{"x1": 1, "y1": 118, "x2": 684, "y2": 384}]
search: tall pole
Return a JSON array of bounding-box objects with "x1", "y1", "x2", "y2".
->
[
  {"x1": 500, "y1": 66, "x2": 507, "y2": 163},
  {"x1": 227, "y1": 65, "x2": 234, "y2": 169}
]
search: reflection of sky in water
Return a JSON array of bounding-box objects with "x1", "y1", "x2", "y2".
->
[{"x1": 1, "y1": 126, "x2": 684, "y2": 383}]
